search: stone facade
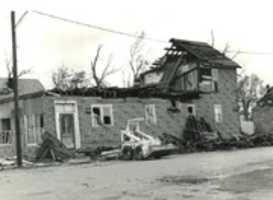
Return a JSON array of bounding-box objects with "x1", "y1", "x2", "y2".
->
[
  {"x1": 193, "y1": 68, "x2": 240, "y2": 139},
  {"x1": 0, "y1": 69, "x2": 241, "y2": 157},
  {"x1": 253, "y1": 105, "x2": 273, "y2": 134}
]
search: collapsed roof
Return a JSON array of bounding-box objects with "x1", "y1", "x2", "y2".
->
[
  {"x1": 143, "y1": 38, "x2": 241, "y2": 91},
  {"x1": 167, "y1": 38, "x2": 241, "y2": 68}
]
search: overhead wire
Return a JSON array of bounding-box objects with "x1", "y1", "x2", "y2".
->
[
  {"x1": 9, "y1": 9, "x2": 273, "y2": 56},
  {"x1": 31, "y1": 10, "x2": 168, "y2": 44}
]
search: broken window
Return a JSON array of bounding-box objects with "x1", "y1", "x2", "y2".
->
[
  {"x1": 214, "y1": 104, "x2": 223, "y2": 123},
  {"x1": 199, "y1": 68, "x2": 218, "y2": 92},
  {"x1": 145, "y1": 104, "x2": 157, "y2": 125},
  {"x1": 91, "y1": 104, "x2": 114, "y2": 127},
  {"x1": 186, "y1": 104, "x2": 196, "y2": 116}
]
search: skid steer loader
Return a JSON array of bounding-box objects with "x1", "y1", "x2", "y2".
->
[{"x1": 120, "y1": 118, "x2": 177, "y2": 160}]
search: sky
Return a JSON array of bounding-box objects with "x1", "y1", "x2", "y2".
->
[{"x1": 0, "y1": 0, "x2": 273, "y2": 89}]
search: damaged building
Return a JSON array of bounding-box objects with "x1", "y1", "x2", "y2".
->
[
  {"x1": 0, "y1": 38, "x2": 241, "y2": 158},
  {"x1": 253, "y1": 87, "x2": 273, "y2": 134}
]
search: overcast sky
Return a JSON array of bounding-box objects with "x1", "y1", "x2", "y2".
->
[{"x1": 0, "y1": 0, "x2": 273, "y2": 88}]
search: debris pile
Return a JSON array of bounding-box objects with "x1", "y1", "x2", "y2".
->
[
  {"x1": 35, "y1": 132, "x2": 75, "y2": 162},
  {"x1": 178, "y1": 115, "x2": 273, "y2": 152},
  {"x1": 49, "y1": 86, "x2": 200, "y2": 101},
  {"x1": 0, "y1": 157, "x2": 33, "y2": 170}
]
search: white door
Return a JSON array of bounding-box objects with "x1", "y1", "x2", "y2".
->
[{"x1": 55, "y1": 101, "x2": 81, "y2": 149}]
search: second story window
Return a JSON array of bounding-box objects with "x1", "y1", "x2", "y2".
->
[
  {"x1": 91, "y1": 104, "x2": 114, "y2": 127},
  {"x1": 199, "y1": 68, "x2": 218, "y2": 92},
  {"x1": 200, "y1": 68, "x2": 212, "y2": 83}
]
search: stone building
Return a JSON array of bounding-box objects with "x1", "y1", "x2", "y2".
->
[
  {"x1": 253, "y1": 87, "x2": 273, "y2": 134},
  {"x1": 0, "y1": 38, "x2": 241, "y2": 158}
]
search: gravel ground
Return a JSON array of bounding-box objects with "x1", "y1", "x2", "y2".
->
[{"x1": 1, "y1": 147, "x2": 273, "y2": 200}]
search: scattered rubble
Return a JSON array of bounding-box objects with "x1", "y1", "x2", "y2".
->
[{"x1": 35, "y1": 132, "x2": 75, "y2": 162}]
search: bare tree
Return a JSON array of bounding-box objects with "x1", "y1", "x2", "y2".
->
[
  {"x1": 52, "y1": 65, "x2": 72, "y2": 90},
  {"x1": 4, "y1": 57, "x2": 31, "y2": 79},
  {"x1": 90, "y1": 45, "x2": 119, "y2": 88},
  {"x1": 129, "y1": 31, "x2": 150, "y2": 85},
  {"x1": 52, "y1": 65, "x2": 88, "y2": 90},
  {"x1": 236, "y1": 72, "x2": 266, "y2": 120},
  {"x1": 3, "y1": 53, "x2": 32, "y2": 89},
  {"x1": 210, "y1": 29, "x2": 240, "y2": 59}
]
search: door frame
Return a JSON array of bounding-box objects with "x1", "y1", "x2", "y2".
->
[{"x1": 54, "y1": 100, "x2": 81, "y2": 149}]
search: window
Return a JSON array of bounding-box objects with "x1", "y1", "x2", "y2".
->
[
  {"x1": 145, "y1": 104, "x2": 157, "y2": 125},
  {"x1": 214, "y1": 104, "x2": 223, "y2": 123},
  {"x1": 0, "y1": 118, "x2": 12, "y2": 145},
  {"x1": 40, "y1": 114, "x2": 44, "y2": 128},
  {"x1": 91, "y1": 104, "x2": 114, "y2": 127},
  {"x1": 200, "y1": 68, "x2": 218, "y2": 92},
  {"x1": 24, "y1": 114, "x2": 43, "y2": 145},
  {"x1": 25, "y1": 115, "x2": 36, "y2": 145},
  {"x1": 186, "y1": 104, "x2": 196, "y2": 116}
]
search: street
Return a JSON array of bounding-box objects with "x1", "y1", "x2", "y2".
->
[{"x1": 1, "y1": 147, "x2": 273, "y2": 200}]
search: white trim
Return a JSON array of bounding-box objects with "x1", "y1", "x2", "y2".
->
[
  {"x1": 25, "y1": 114, "x2": 38, "y2": 146},
  {"x1": 90, "y1": 104, "x2": 114, "y2": 127},
  {"x1": 54, "y1": 100, "x2": 81, "y2": 149},
  {"x1": 214, "y1": 104, "x2": 223, "y2": 123}
]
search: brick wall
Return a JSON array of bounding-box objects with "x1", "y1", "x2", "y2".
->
[
  {"x1": 41, "y1": 97, "x2": 188, "y2": 148},
  {"x1": 0, "y1": 67, "x2": 241, "y2": 157},
  {"x1": 253, "y1": 106, "x2": 273, "y2": 134},
  {"x1": 195, "y1": 69, "x2": 240, "y2": 139},
  {"x1": 41, "y1": 75, "x2": 241, "y2": 150}
]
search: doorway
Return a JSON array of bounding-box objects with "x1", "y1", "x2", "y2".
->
[
  {"x1": 59, "y1": 113, "x2": 75, "y2": 148},
  {"x1": 55, "y1": 101, "x2": 81, "y2": 149}
]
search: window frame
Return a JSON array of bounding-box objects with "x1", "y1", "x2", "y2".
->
[
  {"x1": 0, "y1": 118, "x2": 13, "y2": 146},
  {"x1": 214, "y1": 104, "x2": 223, "y2": 123},
  {"x1": 144, "y1": 104, "x2": 157, "y2": 125},
  {"x1": 24, "y1": 114, "x2": 38, "y2": 146},
  {"x1": 90, "y1": 104, "x2": 114, "y2": 127},
  {"x1": 186, "y1": 104, "x2": 196, "y2": 116},
  {"x1": 24, "y1": 114, "x2": 44, "y2": 146}
]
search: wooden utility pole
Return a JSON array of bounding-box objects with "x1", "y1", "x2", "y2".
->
[{"x1": 11, "y1": 11, "x2": 23, "y2": 167}]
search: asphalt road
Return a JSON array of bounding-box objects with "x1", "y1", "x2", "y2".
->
[{"x1": 1, "y1": 147, "x2": 273, "y2": 200}]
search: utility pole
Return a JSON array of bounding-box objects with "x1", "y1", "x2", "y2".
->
[{"x1": 11, "y1": 11, "x2": 23, "y2": 167}]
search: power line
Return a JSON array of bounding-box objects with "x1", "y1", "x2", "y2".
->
[
  {"x1": 27, "y1": 10, "x2": 273, "y2": 56},
  {"x1": 227, "y1": 50, "x2": 273, "y2": 56},
  {"x1": 16, "y1": 10, "x2": 29, "y2": 27},
  {"x1": 31, "y1": 10, "x2": 168, "y2": 44}
]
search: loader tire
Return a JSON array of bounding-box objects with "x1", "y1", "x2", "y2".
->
[
  {"x1": 133, "y1": 146, "x2": 144, "y2": 160},
  {"x1": 121, "y1": 146, "x2": 133, "y2": 160}
]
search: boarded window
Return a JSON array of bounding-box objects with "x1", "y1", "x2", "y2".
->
[
  {"x1": 25, "y1": 115, "x2": 36, "y2": 144},
  {"x1": 24, "y1": 114, "x2": 43, "y2": 145},
  {"x1": 214, "y1": 104, "x2": 223, "y2": 123},
  {"x1": 91, "y1": 104, "x2": 114, "y2": 127},
  {"x1": 145, "y1": 104, "x2": 157, "y2": 125}
]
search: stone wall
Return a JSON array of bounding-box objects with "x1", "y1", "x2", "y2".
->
[
  {"x1": 253, "y1": 106, "x2": 273, "y2": 134},
  {"x1": 192, "y1": 68, "x2": 240, "y2": 139}
]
